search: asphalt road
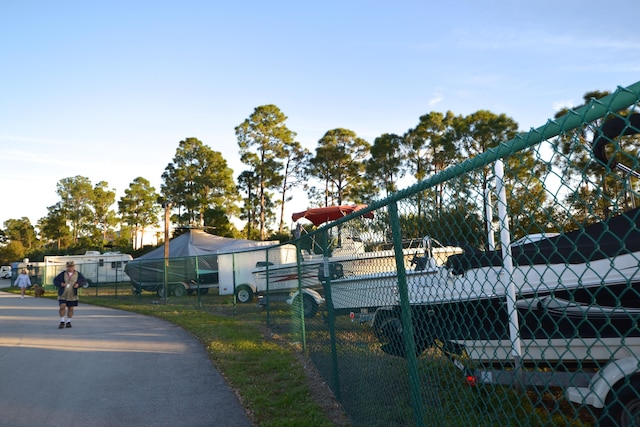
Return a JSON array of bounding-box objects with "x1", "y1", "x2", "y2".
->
[{"x1": 0, "y1": 290, "x2": 252, "y2": 427}]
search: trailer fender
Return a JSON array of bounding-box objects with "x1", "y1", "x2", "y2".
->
[
  {"x1": 286, "y1": 288, "x2": 324, "y2": 307},
  {"x1": 287, "y1": 289, "x2": 324, "y2": 318},
  {"x1": 566, "y1": 357, "x2": 640, "y2": 409}
]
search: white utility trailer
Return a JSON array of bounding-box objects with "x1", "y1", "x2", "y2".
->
[{"x1": 217, "y1": 244, "x2": 299, "y2": 303}]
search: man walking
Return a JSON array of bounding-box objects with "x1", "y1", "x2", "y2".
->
[{"x1": 53, "y1": 261, "x2": 88, "y2": 329}]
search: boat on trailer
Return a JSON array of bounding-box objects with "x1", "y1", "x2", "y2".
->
[
  {"x1": 253, "y1": 205, "x2": 415, "y2": 301},
  {"x1": 373, "y1": 201, "x2": 640, "y2": 366}
]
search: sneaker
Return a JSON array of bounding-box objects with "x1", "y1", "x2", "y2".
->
[
  {"x1": 59, "y1": 322, "x2": 65, "y2": 329},
  {"x1": 65, "y1": 322, "x2": 72, "y2": 328}
]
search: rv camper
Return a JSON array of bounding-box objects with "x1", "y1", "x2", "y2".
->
[{"x1": 44, "y1": 251, "x2": 132, "y2": 286}]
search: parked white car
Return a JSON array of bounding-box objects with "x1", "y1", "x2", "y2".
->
[{"x1": 1, "y1": 266, "x2": 12, "y2": 279}]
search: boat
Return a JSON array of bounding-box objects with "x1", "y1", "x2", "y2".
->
[
  {"x1": 324, "y1": 238, "x2": 463, "y2": 312},
  {"x1": 252, "y1": 231, "x2": 404, "y2": 293},
  {"x1": 253, "y1": 204, "x2": 463, "y2": 315},
  {"x1": 372, "y1": 204, "x2": 640, "y2": 365},
  {"x1": 252, "y1": 204, "x2": 407, "y2": 295}
]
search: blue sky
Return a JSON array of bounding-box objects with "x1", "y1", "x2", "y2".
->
[{"x1": 1, "y1": 0, "x2": 639, "y2": 230}]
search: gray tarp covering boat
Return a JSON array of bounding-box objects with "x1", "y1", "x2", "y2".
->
[{"x1": 125, "y1": 229, "x2": 268, "y2": 294}]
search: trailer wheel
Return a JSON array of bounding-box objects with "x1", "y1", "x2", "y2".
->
[
  {"x1": 372, "y1": 311, "x2": 429, "y2": 357},
  {"x1": 379, "y1": 318, "x2": 406, "y2": 357},
  {"x1": 173, "y1": 283, "x2": 186, "y2": 297},
  {"x1": 292, "y1": 294, "x2": 318, "y2": 318},
  {"x1": 156, "y1": 286, "x2": 166, "y2": 298},
  {"x1": 373, "y1": 312, "x2": 402, "y2": 342},
  {"x1": 601, "y1": 377, "x2": 640, "y2": 427},
  {"x1": 372, "y1": 311, "x2": 405, "y2": 355},
  {"x1": 235, "y1": 285, "x2": 254, "y2": 303}
]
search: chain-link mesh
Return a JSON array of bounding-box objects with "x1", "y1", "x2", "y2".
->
[{"x1": 271, "y1": 82, "x2": 640, "y2": 426}]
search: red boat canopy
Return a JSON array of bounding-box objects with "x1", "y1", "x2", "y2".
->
[{"x1": 292, "y1": 204, "x2": 374, "y2": 226}]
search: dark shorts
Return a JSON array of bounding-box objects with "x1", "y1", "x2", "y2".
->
[{"x1": 58, "y1": 300, "x2": 79, "y2": 307}]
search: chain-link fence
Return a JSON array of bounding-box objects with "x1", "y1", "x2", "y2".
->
[
  {"x1": 256, "y1": 81, "x2": 640, "y2": 426},
  {"x1": 67, "y1": 81, "x2": 640, "y2": 426}
]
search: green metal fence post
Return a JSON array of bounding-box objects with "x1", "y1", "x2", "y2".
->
[
  {"x1": 320, "y1": 227, "x2": 342, "y2": 403},
  {"x1": 195, "y1": 256, "x2": 201, "y2": 308},
  {"x1": 389, "y1": 201, "x2": 425, "y2": 427},
  {"x1": 295, "y1": 240, "x2": 306, "y2": 351},
  {"x1": 232, "y1": 253, "x2": 237, "y2": 316},
  {"x1": 163, "y1": 259, "x2": 168, "y2": 304},
  {"x1": 163, "y1": 201, "x2": 170, "y2": 304},
  {"x1": 265, "y1": 249, "x2": 270, "y2": 326}
]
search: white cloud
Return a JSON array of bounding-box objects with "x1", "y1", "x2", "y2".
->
[{"x1": 429, "y1": 94, "x2": 443, "y2": 106}]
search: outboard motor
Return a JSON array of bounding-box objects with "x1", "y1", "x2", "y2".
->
[
  {"x1": 318, "y1": 262, "x2": 344, "y2": 281},
  {"x1": 410, "y1": 253, "x2": 429, "y2": 271}
]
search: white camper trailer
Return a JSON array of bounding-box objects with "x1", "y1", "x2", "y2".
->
[{"x1": 44, "y1": 251, "x2": 133, "y2": 285}]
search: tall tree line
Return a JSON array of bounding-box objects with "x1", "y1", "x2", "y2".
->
[{"x1": 2, "y1": 89, "x2": 637, "y2": 265}]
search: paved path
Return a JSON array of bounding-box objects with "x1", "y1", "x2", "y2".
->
[{"x1": 0, "y1": 291, "x2": 252, "y2": 427}]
